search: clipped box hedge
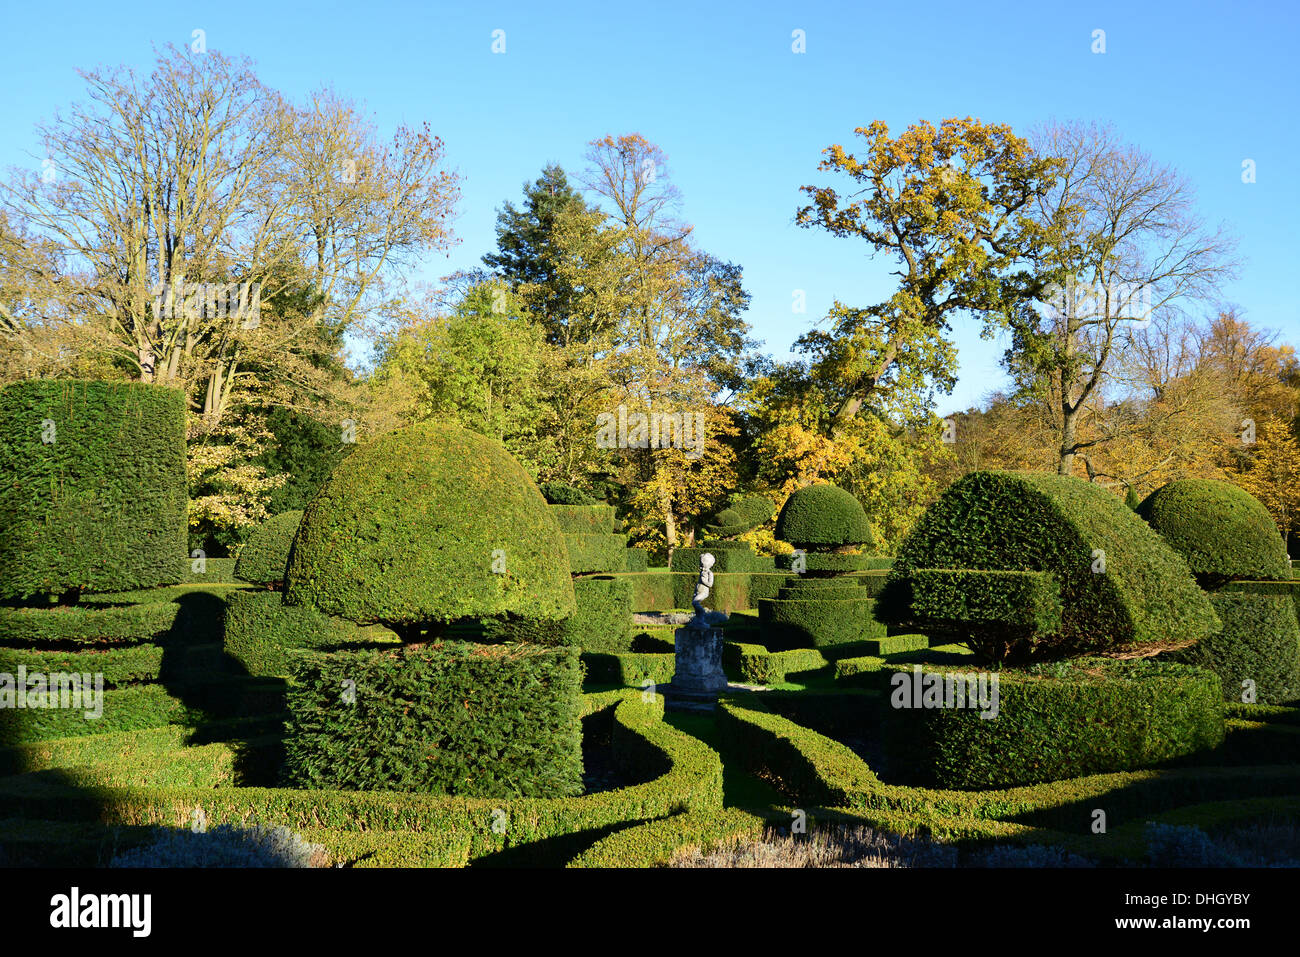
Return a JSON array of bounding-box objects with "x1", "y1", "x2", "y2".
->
[
  {"x1": 178, "y1": 557, "x2": 239, "y2": 584},
  {"x1": 0, "y1": 380, "x2": 188, "y2": 600},
  {"x1": 223, "y1": 589, "x2": 397, "y2": 678},
  {"x1": 0, "y1": 684, "x2": 195, "y2": 746},
  {"x1": 562, "y1": 576, "x2": 633, "y2": 651},
  {"x1": 900, "y1": 568, "x2": 1063, "y2": 647},
  {"x1": 878, "y1": 470, "x2": 1218, "y2": 662},
  {"x1": 0, "y1": 602, "x2": 180, "y2": 646},
  {"x1": 722, "y1": 642, "x2": 828, "y2": 685},
  {"x1": 670, "y1": 544, "x2": 773, "y2": 574},
  {"x1": 281, "y1": 642, "x2": 584, "y2": 798},
  {"x1": 580, "y1": 652, "x2": 675, "y2": 688},
  {"x1": 233, "y1": 510, "x2": 302, "y2": 586},
  {"x1": 0, "y1": 692, "x2": 725, "y2": 867},
  {"x1": 882, "y1": 658, "x2": 1226, "y2": 789},
  {"x1": 564, "y1": 532, "x2": 629, "y2": 574},
  {"x1": 548, "y1": 504, "x2": 617, "y2": 534},
  {"x1": 0, "y1": 644, "x2": 166, "y2": 688},
  {"x1": 759, "y1": 577, "x2": 886, "y2": 651},
  {"x1": 1173, "y1": 589, "x2": 1300, "y2": 705}
]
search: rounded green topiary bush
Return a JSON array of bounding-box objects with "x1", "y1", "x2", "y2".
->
[
  {"x1": 1177, "y1": 588, "x2": 1300, "y2": 703},
  {"x1": 775, "y1": 484, "x2": 876, "y2": 551},
  {"x1": 878, "y1": 471, "x2": 1218, "y2": 662},
  {"x1": 1137, "y1": 479, "x2": 1290, "y2": 586},
  {"x1": 704, "y1": 495, "x2": 774, "y2": 539},
  {"x1": 0, "y1": 380, "x2": 188, "y2": 601},
  {"x1": 234, "y1": 510, "x2": 303, "y2": 586},
  {"x1": 284, "y1": 423, "x2": 576, "y2": 633}
]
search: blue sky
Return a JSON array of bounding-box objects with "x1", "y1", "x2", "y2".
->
[{"x1": 2, "y1": 0, "x2": 1295, "y2": 413}]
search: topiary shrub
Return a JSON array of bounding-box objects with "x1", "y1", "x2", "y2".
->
[
  {"x1": 0, "y1": 380, "x2": 188, "y2": 602},
  {"x1": 281, "y1": 642, "x2": 584, "y2": 797},
  {"x1": 564, "y1": 532, "x2": 629, "y2": 574},
  {"x1": 883, "y1": 658, "x2": 1226, "y2": 788},
  {"x1": 223, "y1": 589, "x2": 399, "y2": 677},
  {"x1": 1137, "y1": 479, "x2": 1291, "y2": 587},
  {"x1": 703, "y1": 494, "x2": 774, "y2": 539},
  {"x1": 283, "y1": 423, "x2": 575, "y2": 636},
  {"x1": 234, "y1": 511, "x2": 303, "y2": 586},
  {"x1": 539, "y1": 482, "x2": 595, "y2": 505},
  {"x1": 774, "y1": 484, "x2": 877, "y2": 551},
  {"x1": 1137, "y1": 480, "x2": 1300, "y2": 704},
  {"x1": 1177, "y1": 587, "x2": 1300, "y2": 704},
  {"x1": 561, "y1": 576, "x2": 633, "y2": 651},
  {"x1": 759, "y1": 484, "x2": 882, "y2": 650},
  {"x1": 877, "y1": 471, "x2": 1218, "y2": 663}
]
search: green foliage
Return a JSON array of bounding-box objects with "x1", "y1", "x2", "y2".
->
[
  {"x1": 884, "y1": 659, "x2": 1226, "y2": 789},
  {"x1": 581, "y1": 652, "x2": 676, "y2": 687},
  {"x1": 0, "y1": 603, "x2": 179, "y2": 646},
  {"x1": 561, "y1": 576, "x2": 633, "y2": 651},
  {"x1": 254, "y1": 407, "x2": 353, "y2": 516},
  {"x1": 722, "y1": 643, "x2": 829, "y2": 685},
  {"x1": 0, "y1": 685, "x2": 195, "y2": 746},
  {"x1": 539, "y1": 482, "x2": 595, "y2": 505},
  {"x1": 1138, "y1": 479, "x2": 1291, "y2": 586},
  {"x1": 1172, "y1": 590, "x2": 1300, "y2": 705},
  {"x1": 879, "y1": 470, "x2": 1218, "y2": 662},
  {"x1": 0, "y1": 380, "x2": 188, "y2": 601},
  {"x1": 180, "y1": 557, "x2": 239, "y2": 583},
  {"x1": 234, "y1": 511, "x2": 303, "y2": 586},
  {"x1": 759, "y1": 587, "x2": 885, "y2": 651},
  {"x1": 624, "y1": 548, "x2": 650, "y2": 572},
  {"x1": 894, "y1": 569, "x2": 1064, "y2": 647},
  {"x1": 0, "y1": 692, "x2": 725, "y2": 866},
  {"x1": 670, "y1": 544, "x2": 773, "y2": 574},
  {"x1": 568, "y1": 808, "x2": 766, "y2": 868},
  {"x1": 549, "y1": 505, "x2": 617, "y2": 533},
  {"x1": 0, "y1": 645, "x2": 165, "y2": 687},
  {"x1": 564, "y1": 533, "x2": 628, "y2": 574},
  {"x1": 775, "y1": 483, "x2": 876, "y2": 550},
  {"x1": 281, "y1": 642, "x2": 584, "y2": 798},
  {"x1": 284, "y1": 423, "x2": 575, "y2": 630},
  {"x1": 110, "y1": 824, "x2": 326, "y2": 868},
  {"x1": 703, "y1": 495, "x2": 774, "y2": 539},
  {"x1": 223, "y1": 590, "x2": 398, "y2": 678}
]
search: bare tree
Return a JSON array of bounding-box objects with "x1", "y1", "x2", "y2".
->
[{"x1": 1005, "y1": 120, "x2": 1239, "y2": 476}]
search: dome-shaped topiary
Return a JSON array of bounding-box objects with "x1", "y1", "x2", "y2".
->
[
  {"x1": 775, "y1": 484, "x2": 876, "y2": 551},
  {"x1": 235, "y1": 510, "x2": 303, "y2": 586},
  {"x1": 1137, "y1": 479, "x2": 1290, "y2": 586},
  {"x1": 539, "y1": 482, "x2": 595, "y2": 506},
  {"x1": 704, "y1": 494, "x2": 775, "y2": 539},
  {"x1": 284, "y1": 423, "x2": 575, "y2": 632}
]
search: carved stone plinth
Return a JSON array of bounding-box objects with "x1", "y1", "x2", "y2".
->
[{"x1": 663, "y1": 624, "x2": 728, "y2": 711}]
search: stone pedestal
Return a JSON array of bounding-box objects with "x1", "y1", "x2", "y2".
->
[{"x1": 664, "y1": 624, "x2": 728, "y2": 711}]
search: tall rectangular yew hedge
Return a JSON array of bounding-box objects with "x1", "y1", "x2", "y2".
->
[
  {"x1": 0, "y1": 380, "x2": 188, "y2": 600},
  {"x1": 282, "y1": 642, "x2": 584, "y2": 798}
]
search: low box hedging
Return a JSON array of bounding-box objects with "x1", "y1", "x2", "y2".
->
[
  {"x1": 882, "y1": 658, "x2": 1226, "y2": 789},
  {"x1": 625, "y1": 548, "x2": 650, "y2": 572},
  {"x1": 0, "y1": 602, "x2": 179, "y2": 646},
  {"x1": 179, "y1": 557, "x2": 239, "y2": 584},
  {"x1": 899, "y1": 568, "x2": 1063, "y2": 646},
  {"x1": 833, "y1": 655, "x2": 888, "y2": 684},
  {"x1": 562, "y1": 576, "x2": 633, "y2": 651},
  {"x1": 223, "y1": 590, "x2": 398, "y2": 678},
  {"x1": 281, "y1": 642, "x2": 584, "y2": 798},
  {"x1": 758, "y1": 591, "x2": 885, "y2": 651},
  {"x1": 565, "y1": 532, "x2": 629, "y2": 574},
  {"x1": 723, "y1": 642, "x2": 828, "y2": 685},
  {"x1": 0, "y1": 684, "x2": 195, "y2": 746},
  {"x1": 0, "y1": 644, "x2": 165, "y2": 687},
  {"x1": 580, "y1": 652, "x2": 675, "y2": 688},
  {"x1": 567, "y1": 808, "x2": 766, "y2": 867},
  {"x1": 0, "y1": 692, "x2": 725, "y2": 867}
]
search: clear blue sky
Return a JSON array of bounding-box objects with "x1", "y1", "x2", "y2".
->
[{"x1": 2, "y1": 0, "x2": 1296, "y2": 413}]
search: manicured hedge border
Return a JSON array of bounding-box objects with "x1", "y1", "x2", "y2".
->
[
  {"x1": 567, "y1": 808, "x2": 766, "y2": 867},
  {"x1": 0, "y1": 602, "x2": 180, "y2": 646},
  {"x1": 581, "y1": 652, "x2": 675, "y2": 687},
  {"x1": 0, "y1": 645, "x2": 166, "y2": 687},
  {"x1": 722, "y1": 642, "x2": 828, "y2": 685},
  {"x1": 563, "y1": 576, "x2": 632, "y2": 651},
  {"x1": 0, "y1": 691, "x2": 724, "y2": 867},
  {"x1": 0, "y1": 684, "x2": 196, "y2": 746},
  {"x1": 180, "y1": 557, "x2": 239, "y2": 584}
]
